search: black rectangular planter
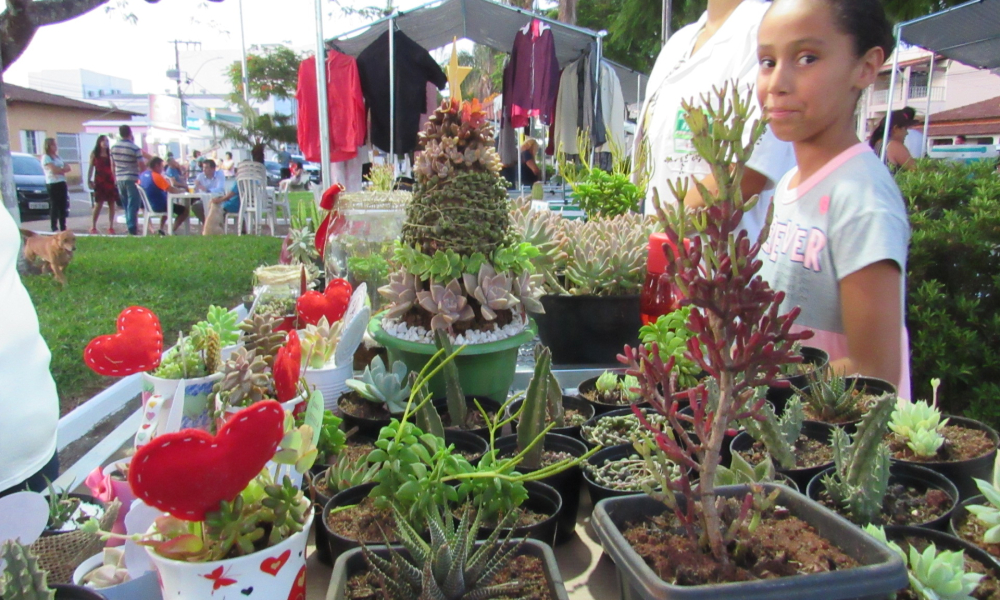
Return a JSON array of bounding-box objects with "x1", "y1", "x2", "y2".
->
[{"x1": 592, "y1": 485, "x2": 908, "y2": 600}]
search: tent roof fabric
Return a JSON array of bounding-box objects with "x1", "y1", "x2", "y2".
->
[
  {"x1": 900, "y1": 0, "x2": 1000, "y2": 69},
  {"x1": 328, "y1": 0, "x2": 648, "y2": 105}
]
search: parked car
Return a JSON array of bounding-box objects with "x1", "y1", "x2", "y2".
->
[
  {"x1": 290, "y1": 155, "x2": 321, "y2": 185},
  {"x1": 12, "y1": 152, "x2": 50, "y2": 222},
  {"x1": 264, "y1": 161, "x2": 283, "y2": 187}
]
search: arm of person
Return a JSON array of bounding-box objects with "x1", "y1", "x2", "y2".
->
[
  {"x1": 683, "y1": 167, "x2": 770, "y2": 209},
  {"x1": 830, "y1": 260, "x2": 902, "y2": 385},
  {"x1": 888, "y1": 141, "x2": 915, "y2": 171},
  {"x1": 525, "y1": 158, "x2": 541, "y2": 177},
  {"x1": 87, "y1": 158, "x2": 96, "y2": 188},
  {"x1": 193, "y1": 176, "x2": 206, "y2": 192},
  {"x1": 212, "y1": 190, "x2": 236, "y2": 204}
]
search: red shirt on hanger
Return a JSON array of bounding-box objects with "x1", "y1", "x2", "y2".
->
[{"x1": 296, "y1": 50, "x2": 367, "y2": 164}]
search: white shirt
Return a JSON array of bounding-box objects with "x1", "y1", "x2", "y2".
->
[
  {"x1": 633, "y1": 0, "x2": 795, "y2": 238},
  {"x1": 0, "y1": 206, "x2": 59, "y2": 491},
  {"x1": 904, "y1": 129, "x2": 925, "y2": 159}
]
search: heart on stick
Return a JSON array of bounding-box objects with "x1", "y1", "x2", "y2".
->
[
  {"x1": 84, "y1": 306, "x2": 163, "y2": 376},
  {"x1": 296, "y1": 279, "x2": 352, "y2": 326},
  {"x1": 128, "y1": 401, "x2": 285, "y2": 521}
]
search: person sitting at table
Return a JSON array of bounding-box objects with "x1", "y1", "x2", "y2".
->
[
  {"x1": 278, "y1": 160, "x2": 308, "y2": 193},
  {"x1": 165, "y1": 152, "x2": 186, "y2": 187},
  {"x1": 212, "y1": 180, "x2": 241, "y2": 217},
  {"x1": 195, "y1": 159, "x2": 226, "y2": 195},
  {"x1": 139, "y1": 157, "x2": 190, "y2": 235}
]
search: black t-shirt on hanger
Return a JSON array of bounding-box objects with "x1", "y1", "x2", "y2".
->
[{"x1": 356, "y1": 29, "x2": 449, "y2": 155}]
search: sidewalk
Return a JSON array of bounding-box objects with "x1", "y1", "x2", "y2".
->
[{"x1": 19, "y1": 190, "x2": 290, "y2": 237}]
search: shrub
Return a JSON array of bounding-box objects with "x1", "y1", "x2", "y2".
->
[{"x1": 898, "y1": 159, "x2": 1000, "y2": 427}]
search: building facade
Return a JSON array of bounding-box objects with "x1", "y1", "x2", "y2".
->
[{"x1": 27, "y1": 69, "x2": 132, "y2": 101}]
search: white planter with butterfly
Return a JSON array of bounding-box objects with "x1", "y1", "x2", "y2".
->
[{"x1": 300, "y1": 283, "x2": 371, "y2": 411}]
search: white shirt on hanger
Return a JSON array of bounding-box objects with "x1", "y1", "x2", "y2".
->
[{"x1": 634, "y1": 0, "x2": 794, "y2": 238}]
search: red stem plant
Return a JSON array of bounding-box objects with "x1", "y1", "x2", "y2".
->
[{"x1": 623, "y1": 84, "x2": 813, "y2": 563}]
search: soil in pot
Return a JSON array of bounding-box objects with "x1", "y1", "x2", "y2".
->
[
  {"x1": 580, "y1": 408, "x2": 670, "y2": 447},
  {"x1": 326, "y1": 496, "x2": 398, "y2": 544},
  {"x1": 886, "y1": 527, "x2": 1000, "y2": 600},
  {"x1": 578, "y1": 373, "x2": 643, "y2": 413},
  {"x1": 808, "y1": 465, "x2": 956, "y2": 529},
  {"x1": 622, "y1": 498, "x2": 859, "y2": 585},
  {"x1": 952, "y1": 496, "x2": 1000, "y2": 564},
  {"x1": 344, "y1": 550, "x2": 554, "y2": 600},
  {"x1": 730, "y1": 421, "x2": 835, "y2": 489}
]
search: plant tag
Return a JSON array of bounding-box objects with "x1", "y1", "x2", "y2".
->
[
  {"x1": 335, "y1": 305, "x2": 370, "y2": 367},
  {"x1": 123, "y1": 499, "x2": 160, "y2": 578},
  {"x1": 0, "y1": 491, "x2": 48, "y2": 568},
  {"x1": 343, "y1": 282, "x2": 368, "y2": 325}
]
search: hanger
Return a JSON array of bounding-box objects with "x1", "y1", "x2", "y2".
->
[{"x1": 520, "y1": 19, "x2": 550, "y2": 37}]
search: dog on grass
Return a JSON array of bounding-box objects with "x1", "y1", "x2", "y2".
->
[
  {"x1": 20, "y1": 229, "x2": 76, "y2": 287},
  {"x1": 202, "y1": 200, "x2": 226, "y2": 235}
]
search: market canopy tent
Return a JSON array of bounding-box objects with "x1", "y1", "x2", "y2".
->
[
  {"x1": 882, "y1": 0, "x2": 1000, "y2": 159},
  {"x1": 327, "y1": 0, "x2": 648, "y2": 106}
]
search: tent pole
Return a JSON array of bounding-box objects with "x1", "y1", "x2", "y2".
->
[
  {"x1": 389, "y1": 15, "x2": 396, "y2": 175},
  {"x1": 314, "y1": 0, "x2": 332, "y2": 188},
  {"x1": 881, "y1": 24, "x2": 902, "y2": 164},
  {"x1": 921, "y1": 53, "x2": 936, "y2": 158}
]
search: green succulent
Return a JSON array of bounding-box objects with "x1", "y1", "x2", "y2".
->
[
  {"x1": 796, "y1": 366, "x2": 884, "y2": 423},
  {"x1": 621, "y1": 375, "x2": 641, "y2": 402},
  {"x1": 715, "y1": 451, "x2": 780, "y2": 487},
  {"x1": 560, "y1": 214, "x2": 652, "y2": 296},
  {"x1": 864, "y1": 525, "x2": 983, "y2": 600},
  {"x1": 965, "y1": 478, "x2": 1000, "y2": 543},
  {"x1": 570, "y1": 168, "x2": 643, "y2": 219},
  {"x1": 300, "y1": 317, "x2": 342, "y2": 369},
  {"x1": 738, "y1": 395, "x2": 803, "y2": 470},
  {"x1": 890, "y1": 397, "x2": 948, "y2": 457},
  {"x1": 0, "y1": 539, "x2": 53, "y2": 600},
  {"x1": 346, "y1": 356, "x2": 412, "y2": 414},
  {"x1": 287, "y1": 227, "x2": 320, "y2": 266},
  {"x1": 595, "y1": 371, "x2": 620, "y2": 394},
  {"x1": 191, "y1": 305, "x2": 241, "y2": 347},
  {"x1": 638, "y1": 307, "x2": 700, "y2": 389}
]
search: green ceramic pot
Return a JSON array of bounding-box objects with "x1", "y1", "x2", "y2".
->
[{"x1": 368, "y1": 316, "x2": 536, "y2": 402}]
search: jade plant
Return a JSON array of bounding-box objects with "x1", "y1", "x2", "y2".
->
[
  {"x1": 890, "y1": 379, "x2": 948, "y2": 458},
  {"x1": 865, "y1": 525, "x2": 983, "y2": 600},
  {"x1": 0, "y1": 539, "x2": 54, "y2": 600},
  {"x1": 622, "y1": 84, "x2": 812, "y2": 563},
  {"x1": 378, "y1": 98, "x2": 545, "y2": 337},
  {"x1": 345, "y1": 356, "x2": 412, "y2": 415},
  {"x1": 818, "y1": 396, "x2": 896, "y2": 524},
  {"x1": 363, "y1": 503, "x2": 522, "y2": 600},
  {"x1": 638, "y1": 307, "x2": 700, "y2": 390}
]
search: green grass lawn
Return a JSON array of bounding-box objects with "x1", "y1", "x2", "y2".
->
[{"x1": 22, "y1": 235, "x2": 283, "y2": 415}]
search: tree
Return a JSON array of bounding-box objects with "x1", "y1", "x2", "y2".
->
[
  {"x1": 226, "y1": 45, "x2": 302, "y2": 104},
  {"x1": 458, "y1": 45, "x2": 505, "y2": 101},
  {"x1": 214, "y1": 98, "x2": 296, "y2": 156}
]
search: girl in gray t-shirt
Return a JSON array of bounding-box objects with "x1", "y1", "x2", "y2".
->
[{"x1": 755, "y1": 0, "x2": 912, "y2": 396}]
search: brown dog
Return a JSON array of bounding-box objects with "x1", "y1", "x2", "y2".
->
[{"x1": 20, "y1": 229, "x2": 76, "y2": 286}]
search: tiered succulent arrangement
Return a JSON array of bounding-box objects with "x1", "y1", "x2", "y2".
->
[{"x1": 378, "y1": 99, "x2": 544, "y2": 343}]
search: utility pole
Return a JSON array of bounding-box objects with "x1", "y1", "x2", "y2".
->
[
  {"x1": 168, "y1": 40, "x2": 201, "y2": 129},
  {"x1": 662, "y1": 0, "x2": 671, "y2": 46}
]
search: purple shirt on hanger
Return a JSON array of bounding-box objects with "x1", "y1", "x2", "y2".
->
[{"x1": 505, "y1": 21, "x2": 561, "y2": 128}]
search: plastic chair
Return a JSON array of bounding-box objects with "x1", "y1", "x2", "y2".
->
[
  {"x1": 235, "y1": 171, "x2": 268, "y2": 236},
  {"x1": 137, "y1": 185, "x2": 172, "y2": 236},
  {"x1": 270, "y1": 187, "x2": 293, "y2": 229}
]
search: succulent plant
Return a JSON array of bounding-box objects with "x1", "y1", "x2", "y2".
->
[
  {"x1": 362, "y1": 502, "x2": 522, "y2": 600},
  {"x1": 239, "y1": 313, "x2": 287, "y2": 367},
  {"x1": 965, "y1": 478, "x2": 1000, "y2": 543},
  {"x1": 595, "y1": 371, "x2": 619, "y2": 394},
  {"x1": 819, "y1": 396, "x2": 895, "y2": 524},
  {"x1": 321, "y1": 458, "x2": 380, "y2": 495},
  {"x1": 559, "y1": 214, "x2": 653, "y2": 296},
  {"x1": 509, "y1": 197, "x2": 568, "y2": 279},
  {"x1": 890, "y1": 397, "x2": 948, "y2": 458},
  {"x1": 0, "y1": 539, "x2": 53, "y2": 600},
  {"x1": 621, "y1": 375, "x2": 641, "y2": 402},
  {"x1": 512, "y1": 269, "x2": 545, "y2": 315},
  {"x1": 286, "y1": 227, "x2": 319, "y2": 266},
  {"x1": 80, "y1": 547, "x2": 130, "y2": 589},
  {"x1": 795, "y1": 366, "x2": 883, "y2": 423},
  {"x1": 416, "y1": 279, "x2": 475, "y2": 331},
  {"x1": 191, "y1": 305, "x2": 241, "y2": 347},
  {"x1": 462, "y1": 264, "x2": 517, "y2": 321},
  {"x1": 346, "y1": 356, "x2": 412, "y2": 414},
  {"x1": 300, "y1": 316, "x2": 343, "y2": 369},
  {"x1": 404, "y1": 98, "x2": 511, "y2": 258},
  {"x1": 213, "y1": 347, "x2": 270, "y2": 409},
  {"x1": 739, "y1": 396, "x2": 804, "y2": 470},
  {"x1": 379, "y1": 271, "x2": 422, "y2": 320},
  {"x1": 864, "y1": 525, "x2": 983, "y2": 600},
  {"x1": 638, "y1": 307, "x2": 701, "y2": 389}
]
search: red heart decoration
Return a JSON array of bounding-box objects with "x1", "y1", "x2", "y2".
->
[
  {"x1": 273, "y1": 331, "x2": 301, "y2": 403},
  {"x1": 84, "y1": 307, "x2": 163, "y2": 376},
  {"x1": 260, "y1": 549, "x2": 290, "y2": 576},
  {"x1": 287, "y1": 565, "x2": 306, "y2": 600},
  {"x1": 296, "y1": 279, "x2": 352, "y2": 326},
  {"x1": 128, "y1": 401, "x2": 285, "y2": 521}
]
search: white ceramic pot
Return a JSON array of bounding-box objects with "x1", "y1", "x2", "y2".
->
[
  {"x1": 72, "y1": 553, "x2": 162, "y2": 600},
  {"x1": 145, "y1": 512, "x2": 312, "y2": 600},
  {"x1": 303, "y1": 362, "x2": 353, "y2": 411},
  {"x1": 140, "y1": 372, "x2": 223, "y2": 436}
]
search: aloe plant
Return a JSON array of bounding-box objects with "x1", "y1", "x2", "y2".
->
[{"x1": 346, "y1": 356, "x2": 413, "y2": 415}]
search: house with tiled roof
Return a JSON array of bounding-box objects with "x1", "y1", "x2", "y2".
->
[
  {"x1": 925, "y1": 96, "x2": 1000, "y2": 145},
  {"x1": 4, "y1": 83, "x2": 140, "y2": 185}
]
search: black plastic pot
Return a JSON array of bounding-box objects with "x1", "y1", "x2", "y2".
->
[
  {"x1": 494, "y1": 433, "x2": 587, "y2": 544},
  {"x1": 729, "y1": 421, "x2": 835, "y2": 491},
  {"x1": 506, "y1": 395, "x2": 596, "y2": 442},
  {"x1": 52, "y1": 585, "x2": 109, "y2": 600},
  {"x1": 948, "y1": 494, "x2": 1000, "y2": 569},
  {"x1": 592, "y1": 485, "x2": 908, "y2": 599},
  {"x1": 42, "y1": 493, "x2": 105, "y2": 537},
  {"x1": 806, "y1": 462, "x2": 959, "y2": 531},
  {"x1": 532, "y1": 294, "x2": 641, "y2": 366},
  {"x1": 800, "y1": 376, "x2": 897, "y2": 431},
  {"x1": 885, "y1": 525, "x2": 1000, "y2": 589},
  {"x1": 584, "y1": 443, "x2": 653, "y2": 506},
  {"x1": 577, "y1": 373, "x2": 647, "y2": 415},
  {"x1": 766, "y1": 346, "x2": 829, "y2": 415},
  {"x1": 891, "y1": 415, "x2": 999, "y2": 501},
  {"x1": 581, "y1": 407, "x2": 663, "y2": 448},
  {"x1": 476, "y1": 480, "x2": 562, "y2": 547},
  {"x1": 433, "y1": 396, "x2": 503, "y2": 440},
  {"x1": 321, "y1": 481, "x2": 381, "y2": 566},
  {"x1": 336, "y1": 392, "x2": 392, "y2": 438},
  {"x1": 328, "y1": 539, "x2": 570, "y2": 600}
]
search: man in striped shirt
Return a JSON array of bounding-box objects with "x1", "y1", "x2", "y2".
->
[{"x1": 111, "y1": 125, "x2": 150, "y2": 235}]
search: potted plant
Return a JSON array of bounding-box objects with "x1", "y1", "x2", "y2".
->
[
  {"x1": 584, "y1": 441, "x2": 681, "y2": 505},
  {"x1": 577, "y1": 371, "x2": 644, "y2": 414},
  {"x1": 795, "y1": 366, "x2": 896, "y2": 429},
  {"x1": 590, "y1": 85, "x2": 907, "y2": 596},
  {"x1": 369, "y1": 98, "x2": 542, "y2": 401},
  {"x1": 84, "y1": 398, "x2": 321, "y2": 599},
  {"x1": 888, "y1": 379, "x2": 999, "y2": 500},
  {"x1": 2, "y1": 539, "x2": 108, "y2": 600},
  {"x1": 72, "y1": 547, "x2": 159, "y2": 600},
  {"x1": 31, "y1": 484, "x2": 119, "y2": 585},
  {"x1": 766, "y1": 344, "x2": 829, "y2": 414},
  {"x1": 505, "y1": 347, "x2": 594, "y2": 441},
  {"x1": 950, "y1": 475, "x2": 1000, "y2": 566},
  {"x1": 580, "y1": 407, "x2": 670, "y2": 448},
  {"x1": 338, "y1": 355, "x2": 413, "y2": 437}
]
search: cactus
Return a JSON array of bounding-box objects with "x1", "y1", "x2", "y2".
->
[
  {"x1": 433, "y1": 329, "x2": 467, "y2": 428},
  {"x1": 531, "y1": 181, "x2": 544, "y2": 201},
  {"x1": 416, "y1": 279, "x2": 475, "y2": 331},
  {"x1": 462, "y1": 264, "x2": 517, "y2": 321},
  {"x1": 738, "y1": 395, "x2": 803, "y2": 470},
  {"x1": 518, "y1": 345, "x2": 561, "y2": 469},
  {"x1": 864, "y1": 525, "x2": 983, "y2": 600},
  {"x1": 362, "y1": 503, "x2": 522, "y2": 600},
  {"x1": 0, "y1": 540, "x2": 53, "y2": 600},
  {"x1": 820, "y1": 396, "x2": 895, "y2": 524},
  {"x1": 239, "y1": 313, "x2": 287, "y2": 367},
  {"x1": 345, "y1": 356, "x2": 412, "y2": 414}
]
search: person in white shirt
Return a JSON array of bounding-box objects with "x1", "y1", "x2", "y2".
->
[
  {"x1": 193, "y1": 159, "x2": 227, "y2": 223},
  {"x1": 632, "y1": 0, "x2": 795, "y2": 239},
  {"x1": 0, "y1": 206, "x2": 59, "y2": 496}
]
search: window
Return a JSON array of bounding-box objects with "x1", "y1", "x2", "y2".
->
[
  {"x1": 20, "y1": 130, "x2": 44, "y2": 155},
  {"x1": 56, "y1": 133, "x2": 80, "y2": 163}
]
